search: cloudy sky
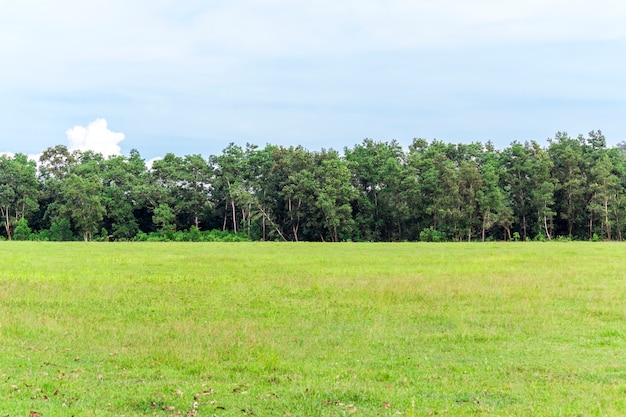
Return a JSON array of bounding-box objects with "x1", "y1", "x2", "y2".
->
[{"x1": 1, "y1": 0, "x2": 626, "y2": 159}]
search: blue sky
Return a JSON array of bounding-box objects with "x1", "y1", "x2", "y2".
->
[{"x1": 1, "y1": 0, "x2": 626, "y2": 160}]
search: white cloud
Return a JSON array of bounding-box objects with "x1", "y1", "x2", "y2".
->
[
  {"x1": 146, "y1": 157, "x2": 163, "y2": 170},
  {"x1": 66, "y1": 118, "x2": 125, "y2": 157}
]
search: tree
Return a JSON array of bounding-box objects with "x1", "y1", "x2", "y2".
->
[
  {"x1": 210, "y1": 144, "x2": 245, "y2": 233},
  {"x1": 101, "y1": 152, "x2": 147, "y2": 240},
  {"x1": 270, "y1": 146, "x2": 318, "y2": 241},
  {"x1": 528, "y1": 142, "x2": 556, "y2": 240},
  {"x1": 233, "y1": 144, "x2": 286, "y2": 241},
  {"x1": 345, "y1": 139, "x2": 407, "y2": 241},
  {"x1": 588, "y1": 153, "x2": 618, "y2": 240},
  {"x1": 59, "y1": 173, "x2": 106, "y2": 242},
  {"x1": 501, "y1": 142, "x2": 534, "y2": 241},
  {"x1": 152, "y1": 203, "x2": 175, "y2": 234},
  {"x1": 314, "y1": 150, "x2": 358, "y2": 242},
  {"x1": 13, "y1": 217, "x2": 32, "y2": 241},
  {"x1": 457, "y1": 160, "x2": 482, "y2": 241},
  {"x1": 39, "y1": 145, "x2": 76, "y2": 180},
  {"x1": 0, "y1": 154, "x2": 39, "y2": 240},
  {"x1": 548, "y1": 133, "x2": 587, "y2": 238},
  {"x1": 477, "y1": 143, "x2": 509, "y2": 241},
  {"x1": 182, "y1": 154, "x2": 212, "y2": 230},
  {"x1": 151, "y1": 153, "x2": 212, "y2": 232}
]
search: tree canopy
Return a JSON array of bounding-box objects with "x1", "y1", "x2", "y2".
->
[{"x1": 2, "y1": 131, "x2": 625, "y2": 242}]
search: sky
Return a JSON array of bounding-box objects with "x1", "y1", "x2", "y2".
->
[{"x1": 1, "y1": 0, "x2": 626, "y2": 160}]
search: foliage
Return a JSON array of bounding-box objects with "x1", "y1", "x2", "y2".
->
[
  {"x1": 12, "y1": 217, "x2": 32, "y2": 240},
  {"x1": 0, "y1": 153, "x2": 39, "y2": 240},
  {"x1": 419, "y1": 226, "x2": 447, "y2": 242},
  {"x1": 133, "y1": 228, "x2": 250, "y2": 242},
  {"x1": 1, "y1": 131, "x2": 626, "y2": 241}
]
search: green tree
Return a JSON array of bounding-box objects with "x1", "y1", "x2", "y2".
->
[
  {"x1": 528, "y1": 142, "x2": 556, "y2": 240},
  {"x1": 38, "y1": 145, "x2": 76, "y2": 180},
  {"x1": 314, "y1": 150, "x2": 358, "y2": 242},
  {"x1": 588, "y1": 153, "x2": 618, "y2": 240},
  {"x1": 210, "y1": 143, "x2": 245, "y2": 233},
  {"x1": 60, "y1": 173, "x2": 106, "y2": 242},
  {"x1": 49, "y1": 218, "x2": 73, "y2": 241},
  {"x1": 345, "y1": 139, "x2": 407, "y2": 241},
  {"x1": 152, "y1": 203, "x2": 175, "y2": 234},
  {"x1": 270, "y1": 146, "x2": 318, "y2": 241},
  {"x1": 548, "y1": 133, "x2": 587, "y2": 238},
  {"x1": 234, "y1": 144, "x2": 287, "y2": 241},
  {"x1": 477, "y1": 143, "x2": 509, "y2": 241},
  {"x1": 151, "y1": 153, "x2": 212, "y2": 232},
  {"x1": 0, "y1": 154, "x2": 39, "y2": 240},
  {"x1": 501, "y1": 142, "x2": 534, "y2": 241},
  {"x1": 182, "y1": 154, "x2": 212, "y2": 230},
  {"x1": 101, "y1": 151, "x2": 147, "y2": 240},
  {"x1": 13, "y1": 217, "x2": 32, "y2": 241},
  {"x1": 458, "y1": 159, "x2": 482, "y2": 241}
]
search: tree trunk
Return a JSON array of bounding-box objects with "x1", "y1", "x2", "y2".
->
[
  {"x1": 262, "y1": 216, "x2": 266, "y2": 241},
  {"x1": 504, "y1": 226, "x2": 511, "y2": 241},
  {"x1": 481, "y1": 212, "x2": 486, "y2": 242},
  {"x1": 231, "y1": 199, "x2": 237, "y2": 233},
  {"x1": 543, "y1": 213, "x2": 551, "y2": 241},
  {"x1": 2, "y1": 207, "x2": 12, "y2": 240},
  {"x1": 222, "y1": 213, "x2": 227, "y2": 231},
  {"x1": 604, "y1": 200, "x2": 611, "y2": 240}
]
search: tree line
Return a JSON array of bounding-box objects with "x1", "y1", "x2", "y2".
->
[{"x1": 2, "y1": 130, "x2": 625, "y2": 242}]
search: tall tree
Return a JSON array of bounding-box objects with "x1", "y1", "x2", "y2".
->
[
  {"x1": 528, "y1": 142, "x2": 556, "y2": 240},
  {"x1": 588, "y1": 153, "x2": 618, "y2": 240},
  {"x1": 101, "y1": 151, "x2": 147, "y2": 240},
  {"x1": 458, "y1": 159, "x2": 482, "y2": 241},
  {"x1": 0, "y1": 154, "x2": 39, "y2": 240},
  {"x1": 548, "y1": 133, "x2": 587, "y2": 238},
  {"x1": 477, "y1": 143, "x2": 509, "y2": 241},
  {"x1": 210, "y1": 144, "x2": 245, "y2": 233},
  {"x1": 345, "y1": 139, "x2": 407, "y2": 241},
  {"x1": 59, "y1": 173, "x2": 106, "y2": 242},
  {"x1": 273, "y1": 146, "x2": 318, "y2": 241},
  {"x1": 314, "y1": 150, "x2": 358, "y2": 242},
  {"x1": 501, "y1": 142, "x2": 534, "y2": 240}
]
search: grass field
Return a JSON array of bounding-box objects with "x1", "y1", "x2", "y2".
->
[{"x1": 0, "y1": 242, "x2": 625, "y2": 416}]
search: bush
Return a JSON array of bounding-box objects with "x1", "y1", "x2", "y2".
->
[
  {"x1": 50, "y1": 218, "x2": 74, "y2": 241},
  {"x1": 188, "y1": 226, "x2": 202, "y2": 242},
  {"x1": 419, "y1": 227, "x2": 446, "y2": 242},
  {"x1": 131, "y1": 228, "x2": 251, "y2": 242},
  {"x1": 13, "y1": 218, "x2": 32, "y2": 241}
]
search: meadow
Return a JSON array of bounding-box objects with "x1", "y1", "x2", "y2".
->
[{"x1": 0, "y1": 242, "x2": 625, "y2": 416}]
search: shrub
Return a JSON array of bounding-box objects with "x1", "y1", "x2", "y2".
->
[
  {"x1": 13, "y1": 218, "x2": 32, "y2": 241},
  {"x1": 50, "y1": 218, "x2": 74, "y2": 241},
  {"x1": 419, "y1": 227, "x2": 446, "y2": 242}
]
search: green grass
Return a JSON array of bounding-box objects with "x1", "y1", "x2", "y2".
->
[{"x1": 0, "y1": 242, "x2": 625, "y2": 416}]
